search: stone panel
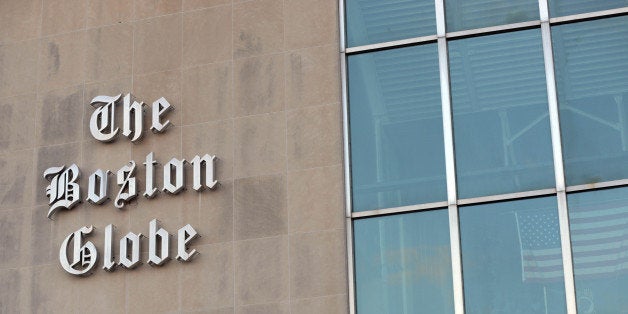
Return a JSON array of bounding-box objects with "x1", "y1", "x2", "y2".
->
[
  {"x1": 235, "y1": 236, "x2": 289, "y2": 305},
  {"x1": 180, "y1": 242, "x2": 234, "y2": 311},
  {"x1": 291, "y1": 295, "x2": 348, "y2": 314},
  {"x1": 0, "y1": 94, "x2": 37, "y2": 154},
  {"x1": 42, "y1": 0, "x2": 86, "y2": 36},
  {"x1": 0, "y1": 0, "x2": 41, "y2": 42},
  {"x1": 183, "y1": 0, "x2": 231, "y2": 11},
  {"x1": 234, "y1": 53, "x2": 285, "y2": 117},
  {"x1": 284, "y1": 0, "x2": 338, "y2": 49},
  {"x1": 87, "y1": 0, "x2": 133, "y2": 28},
  {"x1": 181, "y1": 62, "x2": 233, "y2": 125},
  {"x1": 0, "y1": 39, "x2": 38, "y2": 98},
  {"x1": 234, "y1": 174, "x2": 286, "y2": 240},
  {"x1": 38, "y1": 32, "x2": 87, "y2": 92},
  {"x1": 182, "y1": 6, "x2": 232, "y2": 67},
  {"x1": 234, "y1": 112, "x2": 286, "y2": 178},
  {"x1": 0, "y1": 149, "x2": 34, "y2": 210},
  {"x1": 288, "y1": 165, "x2": 344, "y2": 233},
  {"x1": 0, "y1": 208, "x2": 30, "y2": 269},
  {"x1": 233, "y1": 0, "x2": 283, "y2": 58},
  {"x1": 85, "y1": 24, "x2": 133, "y2": 83},
  {"x1": 287, "y1": 103, "x2": 342, "y2": 171},
  {"x1": 285, "y1": 45, "x2": 340, "y2": 109},
  {"x1": 134, "y1": 0, "x2": 182, "y2": 20},
  {"x1": 290, "y1": 229, "x2": 346, "y2": 299},
  {"x1": 133, "y1": 14, "x2": 182, "y2": 75},
  {"x1": 36, "y1": 85, "x2": 84, "y2": 146}
]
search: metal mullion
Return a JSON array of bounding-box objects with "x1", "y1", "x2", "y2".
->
[
  {"x1": 351, "y1": 201, "x2": 449, "y2": 218},
  {"x1": 345, "y1": 35, "x2": 438, "y2": 54},
  {"x1": 446, "y1": 20, "x2": 541, "y2": 39},
  {"x1": 436, "y1": 0, "x2": 465, "y2": 306},
  {"x1": 549, "y1": 6, "x2": 628, "y2": 25},
  {"x1": 346, "y1": 218, "x2": 356, "y2": 314},
  {"x1": 339, "y1": 0, "x2": 346, "y2": 52},
  {"x1": 457, "y1": 188, "x2": 556, "y2": 206},
  {"x1": 566, "y1": 178, "x2": 628, "y2": 192},
  {"x1": 539, "y1": 0, "x2": 577, "y2": 311}
]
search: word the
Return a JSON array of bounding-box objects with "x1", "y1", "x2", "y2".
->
[{"x1": 90, "y1": 94, "x2": 173, "y2": 142}]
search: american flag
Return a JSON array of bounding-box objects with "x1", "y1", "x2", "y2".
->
[{"x1": 516, "y1": 200, "x2": 628, "y2": 282}]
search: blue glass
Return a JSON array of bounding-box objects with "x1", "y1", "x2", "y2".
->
[
  {"x1": 449, "y1": 29, "x2": 555, "y2": 199},
  {"x1": 549, "y1": 0, "x2": 628, "y2": 18},
  {"x1": 348, "y1": 44, "x2": 446, "y2": 212},
  {"x1": 445, "y1": 0, "x2": 539, "y2": 32},
  {"x1": 354, "y1": 209, "x2": 454, "y2": 313},
  {"x1": 345, "y1": 0, "x2": 435, "y2": 47},
  {"x1": 567, "y1": 187, "x2": 628, "y2": 313},
  {"x1": 552, "y1": 16, "x2": 628, "y2": 186},
  {"x1": 460, "y1": 197, "x2": 567, "y2": 314}
]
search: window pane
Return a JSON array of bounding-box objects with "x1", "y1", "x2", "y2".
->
[
  {"x1": 460, "y1": 197, "x2": 567, "y2": 314},
  {"x1": 567, "y1": 187, "x2": 628, "y2": 312},
  {"x1": 345, "y1": 0, "x2": 435, "y2": 47},
  {"x1": 553, "y1": 16, "x2": 628, "y2": 186},
  {"x1": 549, "y1": 0, "x2": 628, "y2": 18},
  {"x1": 449, "y1": 29, "x2": 554, "y2": 199},
  {"x1": 445, "y1": 0, "x2": 539, "y2": 32},
  {"x1": 354, "y1": 209, "x2": 454, "y2": 313},
  {"x1": 349, "y1": 44, "x2": 446, "y2": 212}
]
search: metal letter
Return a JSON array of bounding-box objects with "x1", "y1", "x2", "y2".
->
[
  {"x1": 163, "y1": 158, "x2": 186, "y2": 194},
  {"x1": 190, "y1": 154, "x2": 218, "y2": 191},
  {"x1": 176, "y1": 224, "x2": 199, "y2": 262},
  {"x1": 86, "y1": 169, "x2": 110, "y2": 205},
  {"x1": 44, "y1": 164, "x2": 81, "y2": 219},
  {"x1": 150, "y1": 97, "x2": 173, "y2": 133},
  {"x1": 148, "y1": 219, "x2": 170, "y2": 266},
  {"x1": 119, "y1": 232, "x2": 142, "y2": 269},
  {"x1": 103, "y1": 224, "x2": 116, "y2": 271},
  {"x1": 115, "y1": 161, "x2": 137, "y2": 209},
  {"x1": 143, "y1": 152, "x2": 159, "y2": 198},
  {"x1": 89, "y1": 95, "x2": 121, "y2": 142},
  {"x1": 59, "y1": 226, "x2": 98, "y2": 276},
  {"x1": 122, "y1": 94, "x2": 145, "y2": 143}
]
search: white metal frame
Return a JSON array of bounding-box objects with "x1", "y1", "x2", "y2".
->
[{"x1": 339, "y1": 1, "x2": 628, "y2": 313}]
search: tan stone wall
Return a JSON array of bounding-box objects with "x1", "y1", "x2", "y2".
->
[{"x1": 0, "y1": 0, "x2": 346, "y2": 312}]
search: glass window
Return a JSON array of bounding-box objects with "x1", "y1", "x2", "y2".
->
[
  {"x1": 349, "y1": 44, "x2": 447, "y2": 212},
  {"x1": 345, "y1": 0, "x2": 436, "y2": 47},
  {"x1": 567, "y1": 187, "x2": 628, "y2": 313},
  {"x1": 445, "y1": 0, "x2": 539, "y2": 33},
  {"x1": 460, "y1": 197, "x2": 567, "y2": 314},
  {"x1": 549, "y1": 0, "x2": 628, "y2": 18},
  {"x1": 449, "y1": 29, "x2": 555, "y2": 199},
  {"x1": 552, "y1": 16, "x2": 628, "y2": 186},
  {"x1": 354, "y1": 209, "x2": 454, "y2": 313}
]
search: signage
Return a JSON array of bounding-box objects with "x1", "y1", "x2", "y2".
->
[{"x1": 43, "y1": 94, "x2": 214, "y2": 276}]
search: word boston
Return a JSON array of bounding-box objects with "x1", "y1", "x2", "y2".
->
[{"x1": 43, "y1": 93, "x2": 215, "y2": 277}]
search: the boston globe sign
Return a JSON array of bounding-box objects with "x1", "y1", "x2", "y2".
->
[{"x1": 43, "y1": 94, "x2": 217, "y2": 276}]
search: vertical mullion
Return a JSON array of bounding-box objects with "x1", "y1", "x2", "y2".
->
[
  {"x1": 340, "y1": 42, "x2": 357, "y2": 313},
  {"x1": 436, "y1": 0, "x2": 464, "y2": 312},
  {"x1": 539, "y1": 0, "x2": 577, "y2": 312}
]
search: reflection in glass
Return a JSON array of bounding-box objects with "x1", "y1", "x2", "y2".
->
[
  {"x1": 460, "y1": 197, "x2": 567, "y2": 314},
  {"x1": 567, "y1": 187, "x2": 628, "y2": 312},
  {"x1": 354, "y1": 209, "x2": 454, "y2": 313},
  {"x1": 349, "y1": 44, "x2": 446, "y2": 212},
  {"x1": 445, "y1": 0, "x2": 539, "y2": 32},
  {"x1": 549, "y1": 0, "x2": 628, "y2": 18},
  {"x1": 552, "y1": 16, "x2": 628, "y2": 186},
  {"x1": 449, "y1": 29, "x2": 555, "y2": 199},
  {"x1": 345, "y1": 0, "x2": 435, "y2": 47}
]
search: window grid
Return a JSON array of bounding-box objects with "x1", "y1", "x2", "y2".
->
[{"x1": 341, "y1": 1, "x2": 628, "y2": 314}]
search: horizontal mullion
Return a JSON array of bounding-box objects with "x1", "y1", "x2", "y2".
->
[
  {"x1": 549, "y1": 6, "x2": 628, "y2": 24},
  {"x1": 351, "y1": 201, "x2": 449, "y2": 218}
]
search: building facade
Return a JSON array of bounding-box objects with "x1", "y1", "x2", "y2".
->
[{"x1": 2, "y1": 0, "x2": 628, "y2": 313}]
